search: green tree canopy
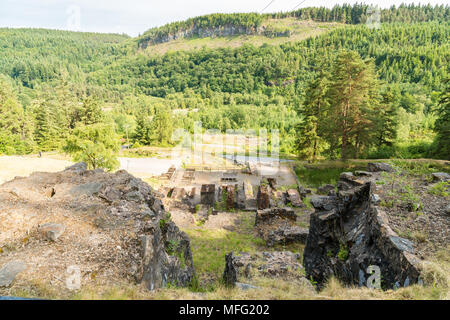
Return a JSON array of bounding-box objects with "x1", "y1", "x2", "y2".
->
[{"x1": 64, "y1": 124, "x2": 120, "y2": 171}]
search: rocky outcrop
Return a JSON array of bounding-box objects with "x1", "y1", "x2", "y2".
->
[
  {"x1": 432, "y1": 172, "x2": 450, "y2": 182},
  {"x1": 337, "y1": 172, "x2": 365, "y2": 191},
  {"x1": 140, "y1": 220, "x2": 194, "y2": 290},
  {"x1": 257, "y1": 185, "x2": 270, "y2": 210},
  {"x1": 139, "y1": 25, "x2": 257, "y2": 48},
  {"x1": 255, "y1": 208, "x2": 308, "y2": 246},
  {"x1": 367, "y1": 162, "x2": 394, "y2": 172},
  {"x1": 0, "y1": 163, "x2": 195, "y2": 291},
  {"x1": 223, "y1": 253, "x2": 238, "y2": 287},
  {"x1": 298, "y1": 185, "x2": 312, "y2": 199},
  {"x1": 93, "y1": 168, "x2": 196, "y2": 290},
  {"x1": 317, "y1": 184, "x2": 335, "y2": 195},
  {"x1": 265, "y1": 225, "x2": 309, "y2": 247},
  {"x1": 303, "y1": 179, "x2": 422, "y2": 290},
  {"x1": 286, "y1": 189, "x2": 304, "y2": 207},
  {"x1": 138, "y1": 24, "x2": 291, "y2": 48}
]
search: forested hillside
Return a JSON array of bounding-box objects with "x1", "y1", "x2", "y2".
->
[
  {"x1": 0, "y1": 29, "x2": 129, "y2": 88},
  {"x1": 138, "y1": 3, "x2": 449, "y2": 47},
  {"x1": 0, "y1": 3, "x2": 449, "y2": 162}
]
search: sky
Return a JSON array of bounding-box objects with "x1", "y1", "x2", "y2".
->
[{"x1": 0, "y1": 0, "x2": 448, "y2": 36}]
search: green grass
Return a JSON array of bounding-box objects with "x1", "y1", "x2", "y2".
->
[
  {"x1": 389, "y1": 159, "x2": 450, "y2": 177},
  {"x1": 277, "y1": 184, "x2": 299, "y2": 191},
  {"x1": 294, "y1": 161, "x2": 366, "y2": 187},
  {"x1": 428, "y1": 181, "x2": 450, "y2": 197},
  {"x1": 337, "y1": 243, "x2": 349, "y2": 261},
  {"x1": 183, "y1": 213, "x2": 265, "y2": 286}
]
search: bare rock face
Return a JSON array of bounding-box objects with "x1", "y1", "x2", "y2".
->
[
  {"x1": 255, "y1": 208, "x2": 308, "y2": 246},
  {"x1": 337, "y1": 172, "x2": 365, "y2": 191},
  {"x1": 94, "y1": 170, "x2": 195, "y2": 290},
  {"x1": 257, "y1": 185, "x2": 270, "y2": 210},
  {"x1": 223, "y1": 253, "x2": 238, "y2": 287},
  {"x1": 286, "y1": 189, "x2": 304, "y2": 207},
  {"x1": 367, "y1": 162, "x2": 394, "y2": 173},
  {"x1": 225, "y1": 185, "x2": 236, "y2": 211},
  {"x1": 303, "y1": 179, "x2": 422, "y2": 290},
  {"x1": 140, "y1": 220, "x2": 194, "y2": 290}
]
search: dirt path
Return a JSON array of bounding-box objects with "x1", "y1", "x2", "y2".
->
[{"x1": 0, "y1": 156, "x2": 73, "y2": 185}]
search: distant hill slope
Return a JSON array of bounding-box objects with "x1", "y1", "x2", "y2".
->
[
  {"x1": 137, "y1": 3, "x2": 449, "y2": 49},
  {"x1": 141, "y1": 19, "x2": 342, "y2": 55},
  {"x1": 0, "y1": 28, "x2": 130, "y2": 88},
  {"x1": 91, "y1": 21, "x2": 448, "y2": 99}
]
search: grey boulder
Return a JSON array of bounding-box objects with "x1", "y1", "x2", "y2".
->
[{"x1": 0, "y1": 261, "x2": 27, "y2": 287}]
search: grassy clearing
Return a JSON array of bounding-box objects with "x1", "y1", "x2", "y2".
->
[
  {"x1": 294, "y1": 161, "x2": 367, "y2": 187},
  {"x1": 389, "y1": 159, "x2": 450, "y2": 177},
  {"x1": 294, "y1": 159, "x2": 450, "y2": 188},
  {"x1": 183, "y1": 213, "x2": 265, "y2": 286}
]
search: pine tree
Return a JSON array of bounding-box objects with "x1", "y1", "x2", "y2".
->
[
  {"x1": 0, "y1": 77, "x2": 23, "y2": 136},
  {"x1": 325, "y1": 50, "x2": 379, "y2": 159},
  {"x1": 80, "y1": 97, "x2": 104, "y2": 125},
  {"x1": 0, "y1": 77, "x2": 37, "y2": 154},
  {"x1": 33, "y1": 101, "x2": 56, "y2": 151},
  {"x1": 151, "y1": 106, "x2": 173, "y2": 145},
  {"x1": 64, "y1": 123, "x2": 120, "y2": 171},
  {"x1": 295, "y1": 67, "x2": 329, "y2": 162},
  {"x1": 296, "y1": 116, "x2": 327, "y2": 162},
  {"x1": 432, "y1": 79, "x2": 450, "y2": 160},
  {"x1": 373, "y1": 86, "x2": 400, "y2": 146},
  {"x1": 134, "y1": 114, "x2": 152, "y2": 145}
]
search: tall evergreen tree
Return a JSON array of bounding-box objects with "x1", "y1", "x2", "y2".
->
[
  {"x1": 325, "y1": 50, "x2": 379, "y2": 159},
  {"x1": 432, "y1": 79, "x2": 450, "y2": 160},
  {"x1": 151, "y1": 106, "x2": 173, "y2": 145},
  {"x1": 80, "y1": 97, "x2": 104, "y2": 125},
  {"x1": 64, "y1": 123, "x2": 120, "y2": 171},
  {"x1": 295, "y1": 67, "x2": 329, "y2": 162},
  {"x1": 134, "y1": 114, "x2": 152, "y2": 145},
  {"x1": 373, "y1": 86, "x2": 400, "y2": 146}
]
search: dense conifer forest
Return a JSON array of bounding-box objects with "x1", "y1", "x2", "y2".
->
[{"x1": 0, "y1": 3, "x2": 448, "y2": 160}]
